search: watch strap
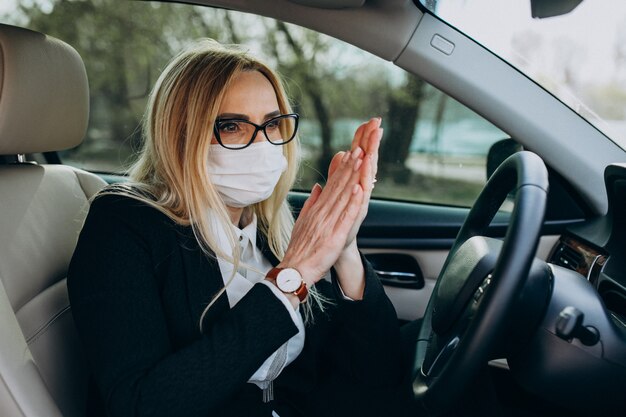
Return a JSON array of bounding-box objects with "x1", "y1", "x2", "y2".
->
[
  {"x1": 266, "y1": 267, "x2": 308, "y2": 303},
  {"x1": 266, "y1": 267, "x2": 282, "y2": 281},
  {"x1": 292, "y1": 279, "x2": 309, "y2": 303}
]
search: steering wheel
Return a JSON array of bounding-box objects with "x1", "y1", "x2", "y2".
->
[{"x1": 411, "y1": 151, "x2": 549, "y2": 414}]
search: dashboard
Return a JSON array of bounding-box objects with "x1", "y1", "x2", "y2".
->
[
  {"x1": 549, "y1": 234, "x2": 626, "y2": 320},
  {"x1": 550, "y1": 235, "x2": 607, "y2": 282},
  {"x1": 507, "y1": 163, "x2": 626, "y2": 416},
  {"x1": 549, "y1": 164, "x2": 626, "y2": 325}
]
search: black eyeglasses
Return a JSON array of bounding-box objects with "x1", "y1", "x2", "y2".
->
[{"x1": 213, "y1": 113, "x2": 299, "y2": 150}]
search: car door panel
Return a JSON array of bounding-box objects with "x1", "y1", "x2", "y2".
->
[{"x1": 290, "y1": 192, "x2": 571, "y2": 322}]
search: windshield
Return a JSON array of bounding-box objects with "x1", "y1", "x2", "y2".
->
[{"x1": 420, "y1": 0, "x2": 626, "y2": 149}]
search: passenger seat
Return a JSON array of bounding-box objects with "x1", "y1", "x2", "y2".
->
[{"x1": 0, "y1": 24, "x2": 106, "y2": 417}]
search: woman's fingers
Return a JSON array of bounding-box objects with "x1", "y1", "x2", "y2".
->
[
  {"x1": 336, "y1": 184, "x2": 364, "y2": 236},
  {"x1": 316, "y1": 149, "x2": 361, "y2": 208},
  {"x1": 351, "y1": 122, "x2": 367, "y2": 152},
  {"x1": 355, "y1": 117, "x2": 381, "y2": 152},
  {"x1": 367, "y1": 127, "x2": 382, "y2": 182},
  {"x1": 320, "y1": 121, "x2": 381, "y2": 229},
  {"x1": 330, "y1": 117, "x2": 382, "y2": 182},
  {"x1": 362, "y1": 121, "x2": 381, "y2": 163},
  {"x1": 283, "y1": 117, "x2": 383, "y2": 283},
  {"x1": 360, "y1": 153, "x2": 374, "y2": 196},
  {"x1": 283, "y1": 156, "x2": 364, "y2": 283},
  {"x1": 351, "y1": 124, "x2": 380, "y2": 201},
  {"x1": 325, "y1": 153, "x2": 363, "y2": 224},
  {"x1": 300, "y1": 118, "x2": 379, "y2": 232},
  {"x1": 299, "y1": 152, "x2": 362, "y2": 232},
  {"x1": 327, "y1": 151, "x2": 345, "y2": 178},
  {"x1": 340, "y1": 120, "x2": 382, "y2": 248},
  {"x1": 366, "y1": 124, "x2": 382, "y2": 157},
  {"x1": 299, "y1": 182, "x2": 322, "y2": 218}
]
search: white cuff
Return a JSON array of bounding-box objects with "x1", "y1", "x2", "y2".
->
[
  {"x1": 249, "y1": 282, "x2": 305, "y2": 386},
  {"x1": 336, "y1": 279, "x2": 355, "y2": 301}
]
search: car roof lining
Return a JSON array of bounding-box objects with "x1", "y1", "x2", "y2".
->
[
  {"x1": 286, "y1": 0, "x2": 366, "y2": 9},
  {"x1": 184, "y1": 0, "x2": 423, "y2": 62}
]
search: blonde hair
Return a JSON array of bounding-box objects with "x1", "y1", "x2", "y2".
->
[{"x1": 106, "y1": 39, "x2": 328, "y2": 327}]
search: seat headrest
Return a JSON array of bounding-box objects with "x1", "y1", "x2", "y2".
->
[{"x1": 0, "y1": 24, "x2": 88, "y2": 155}]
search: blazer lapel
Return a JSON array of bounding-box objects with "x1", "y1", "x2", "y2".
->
[{"x1": 176, "y1": 225, "x2": 230, "y2": 332}]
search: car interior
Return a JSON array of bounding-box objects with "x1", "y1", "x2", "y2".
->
[
  {"x1": 0, "y1": 23, "x2": 107, "y2": 417},
  {"x1": 1, "y1": 0, "x2": 626, "y2": 416}
]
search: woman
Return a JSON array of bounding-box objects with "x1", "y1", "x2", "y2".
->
[{"x1": 68, "y1": 40, "x2": 402, "y2": 417}]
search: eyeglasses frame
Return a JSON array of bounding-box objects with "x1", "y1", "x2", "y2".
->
[{"x1": 213, "y1": 113, "x2": 300, "y2": 150}]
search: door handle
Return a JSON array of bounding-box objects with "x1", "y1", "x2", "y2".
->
[
  {"x1": 365, "y1": 253, "x2": 424, "y2": 289},
  {"x1": 375, "y1": 270, "x2": 422, "y2": 289}
]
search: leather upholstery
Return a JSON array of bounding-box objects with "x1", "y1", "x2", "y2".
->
[
  {"x1": 0, "y1": 24, "x2": 106, "y2": 417},
  {"x1": 0, "y1": 24, "x2": 89, "y2": 155}
]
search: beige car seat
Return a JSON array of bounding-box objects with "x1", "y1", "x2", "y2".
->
[{"x1": 0, "y1": 24, "x2": 107, "y2": 417}]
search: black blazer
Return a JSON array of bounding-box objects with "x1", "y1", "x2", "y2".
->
[{"x1": 67, "y1": 194, "x2": 403, "y2": 417}]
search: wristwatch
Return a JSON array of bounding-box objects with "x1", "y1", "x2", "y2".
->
[{"x1": 266, "y1": 267, "x2": 308, "y2": 303}]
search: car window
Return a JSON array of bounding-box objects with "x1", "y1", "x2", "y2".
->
[
  {"x1": 5, "y1": 0, "x2": 506, "y2": 207},
  {"x1": 419, "y1": 0, "x2": 626, "y2": 151}
]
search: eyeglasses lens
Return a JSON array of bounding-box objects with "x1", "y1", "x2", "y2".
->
[{"x1": 215, "y1": 115, "x2": 297, "y2": 149}]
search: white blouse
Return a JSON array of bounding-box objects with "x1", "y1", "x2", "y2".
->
[{"x1": 208, "y1": 211, "x2": 305, "y2": 393}]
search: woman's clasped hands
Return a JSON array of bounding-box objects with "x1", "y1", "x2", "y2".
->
[{"x1": 278, "y1": 117, "x2": 383, "y2": 301}]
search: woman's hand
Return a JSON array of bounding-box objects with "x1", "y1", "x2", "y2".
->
[
  {"x1": 328, "y1": 117, "x2": 382, "y2": 250},
  {"x1": 326, "y1": 117, "x2": 382, "y2": 300},
  {"x1": 278, "y1": 151, "x2": 366, "y2": 287}
]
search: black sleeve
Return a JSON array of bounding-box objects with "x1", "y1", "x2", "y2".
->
[
  {"x1": 67, "y1": 195, "x2": 299, "y2": 417},
  {"x1": 327, "y1": 254, "x2": 403, "y2": 386}
]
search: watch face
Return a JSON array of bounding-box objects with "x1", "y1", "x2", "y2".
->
[{"x1": 276, "y1": 268, "x2": 302, "y2": 293}]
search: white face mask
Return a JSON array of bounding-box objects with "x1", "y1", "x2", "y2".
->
[{"x1": 207, "y1": 141, "x2": 288, "y2": 208}]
